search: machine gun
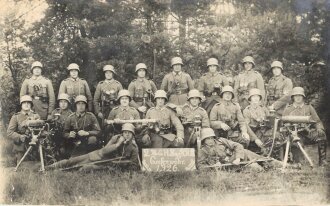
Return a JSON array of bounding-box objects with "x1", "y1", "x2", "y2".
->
[
  {"x1": 278, "y1": 116, "x2": 316, "y2": 169},
  {"x1": 14, "y1": 119, "x2": 52, "y2": 172},
  {"x1": 182, "y1": 115, "x2": 202, "y2": 149}
]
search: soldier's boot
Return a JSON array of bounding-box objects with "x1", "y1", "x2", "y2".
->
[{"x1": 317, "y1": 140, "x2": 327, "y2": 166}]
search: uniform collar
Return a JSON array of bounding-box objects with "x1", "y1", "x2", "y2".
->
[
  {"x1": 75, "y1": 112, "x2": 86, "y2": 117},
  {"x1": 208, "y1": 72, "x2": 218, "y2": 77},
  {"x1": 250, "y1": 103, "x2": 261, "y2": 109},
  {"x1": 21, "y1": 110, "x2": 32, "y2": 116},
  {"x1": 156, "y1": 105, "x2": 165, "y2": 110},
  {"x1": 105, "y1": 79, "x2": 114, "y2": 83},
  {"x1": 120, "y1": 106, "x2": 129, "y2": 111},
  {"x1": 293, "y1": 102, "x2": 304, "y2": 108},
  {"x1": 244, "y1": 69, "x2": 254, "y2": 74},
  {"x1": 172, "y1": 71, "x2": 182, "y2": 76},
  {"x1": 70, "y1": 77, "x2": 80, "y2": 81},
  {"x1": 137, "y1": 77, "x2": 145, "y2": 82},
  {"x1": 273, "y1": 74, "x2": 283, "y2": 80},
  {"x1": 31, "y1": 75, "x2": 42, "y2": 80},
  {"x1": 189, "y1": 104, "x2": 199, "y2": 111}
]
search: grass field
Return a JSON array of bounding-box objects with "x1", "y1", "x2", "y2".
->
[{"x1": 0, "y1": 137, "x2": 329, "y2": 205}]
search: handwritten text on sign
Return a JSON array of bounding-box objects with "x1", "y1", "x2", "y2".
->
[{"x1": 142, "y1": 148, "x2": 196, "y2": 172}]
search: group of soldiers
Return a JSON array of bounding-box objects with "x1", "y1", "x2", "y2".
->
[{"x1": 7, "y1": 55, "x2": 328, "y2": 170}]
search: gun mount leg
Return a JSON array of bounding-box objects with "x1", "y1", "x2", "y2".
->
[
  {"x1": 39, "y1": 144, "x2": 45, "y2": 173},
  {"x1": 296, "y1": 141, "x2": 314, "y2": 168},
  {"x1": 14, "y1": 146, "x2": 33, "y2": 172},
  {"x1": 282, "y1": 140, "x2": 290, "y2": 170}
]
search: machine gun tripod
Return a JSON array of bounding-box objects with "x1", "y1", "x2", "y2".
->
[
  {"x1": 14, "y1": 120, "x2": 51, "y2": 172},
  {"x1": 181, "y1": 115, "x2": 202, "y2": 150},
  {"x1": 279, "y1": 116, "x2": 316, "y2": 170}
]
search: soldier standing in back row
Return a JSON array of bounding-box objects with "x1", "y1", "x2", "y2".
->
[
  {"x1": 197, "y1": 58, "x2": 229, "y2": 114},
  {"x1": 128, "y1": 63, "x2": 157, "y2": 118},
  {"x1": 161, "y1": 57, "x2": 194, "y2": 106},
  {"x1": 58, "y1": 63, "x2": 93, "y2": 112},
  {"x1": 94, "y1": 65, "x2": 123, "y2": 121},
  {"x1": 234, "y1": 56, "x2": 265, "y2": 110},
  {"x1": 266, "y1": 61, "x2": 293, "y2": 116},
  {"x1": 20, "y1": 61, "x2": 55, "y2": 120}
]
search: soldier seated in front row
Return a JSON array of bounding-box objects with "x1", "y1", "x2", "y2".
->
[
  {"x1": 243, "y1": 88, "x2": 284, "y2": 156},
  {"x1": 7, "y1": 95, "x2": 41, "y2": 164},
  {"x1": 198, "y1": 128, "x2": 283, "y2": 171},
  {"x1": 176, "y1": 89, "x2": 210, "y2": 147},
  {"x1": 47, "y1": 123, "x2": 140, "y2": 170},
  {"x1": 141, "y1": 90, "x2": 184, "y2": 148},
  {"x1": 210, "y1": 86, "x2": 250, "y2": 148},
  {"x1": 282, "y1": 87, "x2": 327, "y2": 166},
  {"x1": 63, "y1": 95, "x2": 100, "y2": 157}
]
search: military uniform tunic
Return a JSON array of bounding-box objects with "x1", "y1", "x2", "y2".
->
[{"x1": 20, "y1": 76, "x2": 55, "y2": 119}]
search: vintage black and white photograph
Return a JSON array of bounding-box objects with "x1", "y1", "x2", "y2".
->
[{"x1": 0, "y1": 0, "x2": 329, "y2": 205}]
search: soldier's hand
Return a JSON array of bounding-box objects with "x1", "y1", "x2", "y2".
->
[
  {"x1": 20, "y1": 135, "x2": 27, "y2": 143},
  {"x1": 78, "y1": 130, "x2": 89, "y2": 137},
  {"x1": 98, "y1": 112, "x2": 104, "y2": 119},
  {"x1": 47, "y1": 114, "x2": 52, "y2": 121},
  {"x1": 201, "y1": 95, "x2": 206, "y2": 102},
  {"x1": 116, "y1": 136, "x2": 126, "y2": 147},
  {"x1": 69, "y1": 131, "x2": 76, "y2": 138},
  {"x1": 242, "y1": 132, "x2": 250, "y2": 141},
  {"x1": 173, "y1": 137, "x2": 184, "y2": 147},
  {"x1": 175, "y1": 107, "x2": 183, "y2": 116},
  {"x1": 232, "y1": 158, "x2": 241, "y2": 165},
  {"x1": 220, "y1": 122, "x2": 230, "y2": 131},
  {"x1": 138, "y1": 106, "x2": 147, "y2": 113}
]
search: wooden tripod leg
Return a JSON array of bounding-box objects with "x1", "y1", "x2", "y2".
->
[
  {"x1": 39, "y1": 144, "x2": 45, "y2": 172},
  {"x1": 14, "y1": 146, "x2": 33, "y2": 172},
  {"x1": 296, "y1": 142, "x2": 314, "y2": 168},
  {"x1": 282, "y1": 140, "x2": 290, "y2": 169}
]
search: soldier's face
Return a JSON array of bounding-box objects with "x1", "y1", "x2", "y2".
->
[
  {"x1": 156, "y1": 98, "x2": 165, "y2": 106},
  {"x1": 120, "y1": 96, "x2": 130, "y2": 106},
  {"x1": 204, "y1": 137, "x2": 215, "y2": 146},
  {"x1": 272, "y1": 67, "x2": 282, "y2": 76},
  {"x1": 76, "y1": 102, "x2": 86, "y2": 113},
  {"x1": 250, "y1": 95, "x2": 261, "y2": 104},
  {"x1": 222, "y1": 92, "x2": 233, "y2": 101},
  {"x1": 105, "y1": 71, "x2": 113, "y2": 80},
  {"x1": 173, "y1": 64, "x2": 182, "y2": 72},
  {"x1": 189, "y1": 97, "x2": 200, "y2": 107},
  {"x1": 137, "y1": 69, "x2": 146, "y2": 78},
  {"x1": 70, "y1": 70, "x2": 79, "y2": 78},
  {"x1": 21, "y1": 102, "x2": 32, "y2": 111},
  {"x1": 293, "y1": 95, "x2": 304, "y2": 104},
  {"x1": 208, "y1": 65, "x2": 217, "y2": 73},
  {"x1": 244, "y1": 62, "x2": 253, "y2": 70},
  {"x1": 32, "y1": 67, "x2": 42, "y2": 76},
  {"x1": 123, "y1": 131, "x2": 133, "y2": 141},
  {"x1": 59, "y1": 100, "x2": 69, "y2": 110}
]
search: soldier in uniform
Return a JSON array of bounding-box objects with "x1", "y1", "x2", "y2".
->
[
  {"x1": 142, "y1": 90, "x2": 184, "y2": 148},
  {"x1": 50, "y1": 93, "x2": 73, "y2": 158},
  {"x1": 47, "y1": 123, "x2": 140, "y2": 170},
  {"x1": 266, "y1": 61, "x2": 293, "y2": 116},
  {"x1": 210, "y1": 86, "x2": 251, "y2": 148},
  {"x1": 176, "y1": 89, "x2": 210, "y2": 146},
  {"x1": 234, "y1": 56, "x2": 265, "y2": 110},
  {"x1": 243, "y1": 89, "x2": 284, "y2": 156},
  {"x1": 7, "y1": 95, "x2": 40, "y2": 164},
  {"x1": 20, "y1": 61, "x2": 55, "y2": 120},
  {"x1": 63, "y1": 95, "x2": 100, "y2": 157},
  {"x1": 128, "y1": 63, "x2": 157, "y2": 118},
  {"x1": 160, "y1": 57, "x2": 194, "y2": 105},
  {"x1": 282, "y1": 87, "x2": 327, "y2": 166},
  {"x1": 197, "y1": 58, "x2": 229, "y2": 114},
  {"x1": 58, "y1": 63, "x2": 93, "y2": 112},
  {"x1": 94, "y1": 65, "x2": 123, "y2": 121},
  {"x1": 197, "y1": 128, "x2": 283, "y2": 170}
]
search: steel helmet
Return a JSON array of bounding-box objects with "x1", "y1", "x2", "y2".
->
[
  {"x1": 291, "y1": 87, "x2": 305, "y2": 98},
  {"x1": 135, "y1": 63, "x2": 147, "y2": 73},
  {"x1": 103, "y1": 65, "x2": 116, "y2": 74},
  {"x1": 201, "y1": 128, "x2": 216, "y2": 141},
  {"x1": 242, "y1": 56, "x2": 255, "y2": 66},
  {"x1": 207, "y1": 58, "x2": 219, "y2": 67},
  {"x1": 122, "y1": 123, "x2": 135, "y2": 135},
  {"x1": 271, "y1": 61, "x2": 283, "y2": 70},
  {"x1": 117, "y1": 89, "x2": 131, "y2": 101},
  {"x1": 171, "y1": 57, "x2": 183, "y2": 67},
  {"x1": 31, "y1": 61, "x2": 43, "y2": 72},
  {"x1": 74, "y1": 95, "x2": 87, "y2": 104},
  {"x1": 58, "y1": 93, "x2": 70, "y2": 103},
  {"x1": 67, "y1": 63, "x2": 80, "y2": 71},
  {"x1": 187, "y1": 89, "x2": 202, "y2": 100},
  {"x1": 220, "y1": 85, "x2": 234, "y2": 98},
  {"x1": 20, "y1": 95, "x2": 33, "y2": 105},
  {"x1": 248, "y1": 88, "x2": 262, "y2": 101},
  {"x1": 154, "y1": 90, "x2": 168, "y2": 101}
]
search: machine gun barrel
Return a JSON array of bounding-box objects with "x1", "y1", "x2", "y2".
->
[{"x1": 281, "y1": 116, "x2": 315, "y2": 123}]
